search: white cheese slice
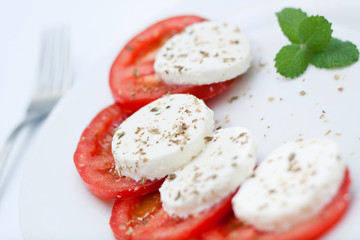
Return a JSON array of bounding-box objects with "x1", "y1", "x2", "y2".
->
[
  {"x1": 160, "y1": 127, "x2": 257, "y2": 218},
  {"x1": 154, "y1": 21, "x2": 251, "y2": 85},
  {"x1": 232, "y1": 138, "x2": 346, "y2": 232},
  {"x1": 111, "y1": 94, "x2": 214, "y2": 181}
]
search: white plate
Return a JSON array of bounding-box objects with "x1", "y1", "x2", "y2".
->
[{"x1": 20, "y1": 0, "x2": 360, "y2": 239}]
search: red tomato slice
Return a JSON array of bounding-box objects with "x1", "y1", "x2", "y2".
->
[
  {"x1": 110, "y1": 191, "x2": 235, "y2": 240},
  {"x1": 201, "y1": 169, "x2": 351, "y2": 240},
  {"x1": 74, "y1": 104, "x2": 164, "y2": 199},
  {"x1": 109, "y1": 15, "x2": 234, "y2": 111}
]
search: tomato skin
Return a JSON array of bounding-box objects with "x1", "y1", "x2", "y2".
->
[
  {"x1": 110, "y1": 192, "x2": 162, "y2": 240},
  {"x1": 109, "y1": 15, "x2": 234, "y2": 111},
  {"x1": 201, "y1": 169, "x2": 351, "y2": 240},
  {"x1": 74, "y1": 104, "x2": 164, "y2": 199},
  {"x1": 110, "y1": 191, "x2": 235, "y2": 240}
]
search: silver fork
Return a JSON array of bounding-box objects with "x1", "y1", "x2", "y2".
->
[{"x1": 0, "y1": 27, "x2": 72, "y2": 178}]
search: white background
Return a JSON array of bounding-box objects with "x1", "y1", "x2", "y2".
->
[{"x1": 1, "y1": 0, "x2": 357, "y2": 239}]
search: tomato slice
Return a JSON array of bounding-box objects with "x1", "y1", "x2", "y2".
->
[
  {"x1": 110, "y1": 191, "x2": 234, "y2": 240},
  {"x1": 201, "y1": 169, "x2": 351, "y2": 240},
  {"x1": 74, "y1": 104, "x2": 164, "y2": 199},
  {"x1": 109, "y1": 15, "x2": 234, "y2": 111}
]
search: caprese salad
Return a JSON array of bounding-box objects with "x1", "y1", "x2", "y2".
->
[{"x1": 74, "y1": 15, "x2": 351, "y2": 240}]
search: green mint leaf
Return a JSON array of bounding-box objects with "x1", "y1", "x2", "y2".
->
[
  {"x1": 310, "y1": 38, "x2": 359, "y2": 68},
  {"x1": 298, "y1": 16, "x2": 333, "y2": 52},
  {"x1": 276, "y1": 8, "x2": 308, "y2": 43},
  {"x1": 275, "y1": 44, "x2": 310, "y2": 78}
]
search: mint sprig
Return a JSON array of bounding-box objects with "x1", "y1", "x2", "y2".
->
[
  {"x1": 275, "y1": 44, "x2": 309, "y2": 78},
  {"x1": 298, "y1": 16, "x2": 332, "y2": 52},
  {"x1": 276, "y1": 8, "x2": 307, "y2": 43},
  {"x1": 311, "y1": 38, "x2": 359, "y2": 68},
  {"x1": 275, "y1": 8, "x2": 359, "y2": 79}
]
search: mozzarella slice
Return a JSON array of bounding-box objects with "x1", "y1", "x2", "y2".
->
[
  {"x1": 160, "y1": 127, "x2": 257, "y2": 218},
  {"x1": 232, "y1": 139, "x2": 346, "y2": 232},
  {"x1": 111, "y1": 94, "x2": 214, "y2": 181},
  {"x1": 154, "y1": 21, "x2": 251, "y2": 85}
]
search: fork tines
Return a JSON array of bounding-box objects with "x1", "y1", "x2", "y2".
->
[{"x1": 36, "y1": 27, "x2": 72, "y2": 98}]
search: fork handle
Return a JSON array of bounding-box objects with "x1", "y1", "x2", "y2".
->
[
  {"x1": 0, "y1": 121, "x2": 28, "y2": 180},
  {"x1": 0, "y1": 115, "x2": 46, "y2": 180}
]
